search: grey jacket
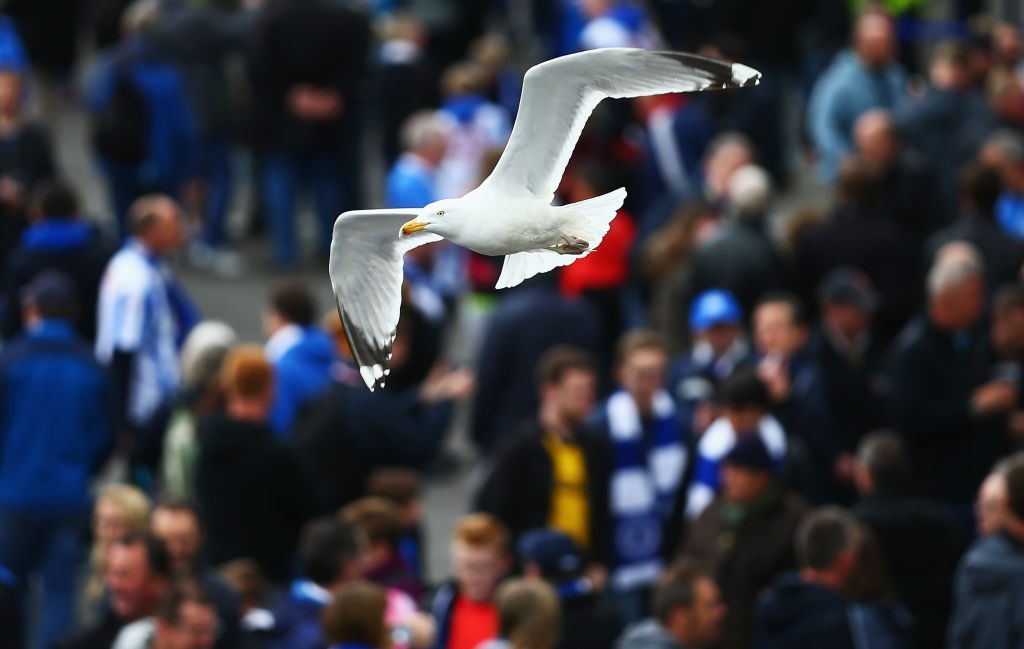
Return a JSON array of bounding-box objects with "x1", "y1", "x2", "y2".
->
[
  {"x1": 948, "y1": 532, "x2": 1024, "y2": 649},
  {"x1": 616, "y1": 620, "x2": 685, "y2": 649}
]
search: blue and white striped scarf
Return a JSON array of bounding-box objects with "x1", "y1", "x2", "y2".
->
[{"x1": 607, "y1": 389, "x2": 687, "y2": 591}]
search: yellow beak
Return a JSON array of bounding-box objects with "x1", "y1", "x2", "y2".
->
[{"x1": 401, "y1": 219, "x2": 427, "y2": 236}]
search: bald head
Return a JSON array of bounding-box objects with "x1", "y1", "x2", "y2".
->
[
  {"x1": 129, "y1": 194, "x2": 185, "y2": 255},
  {"x1": 928, "y1": 242, "x2": 985, "y2": 331},
  {"x1": 854, "y1": 13, "x2": 896, "y2": 68},
  {"x1": 855, "y1": 109, "x2": 899, "y2": 168}
]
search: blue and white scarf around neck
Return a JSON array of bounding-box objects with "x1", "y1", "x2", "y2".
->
[{"x1": 607, "y1": 389, "x2": 687, "y2": 591}]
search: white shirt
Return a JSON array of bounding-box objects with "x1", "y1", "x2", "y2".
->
[{"x1": 96, "y1": 240, "x2": 182, "y2": 426}]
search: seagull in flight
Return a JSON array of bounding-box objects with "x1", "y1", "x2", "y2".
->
[{"x1": 329, "y1": 48, "x2": 761, "y2": 390}]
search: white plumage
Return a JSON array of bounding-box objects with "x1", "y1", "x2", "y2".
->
[{"x1": 329, "y1": 48, "x2": 761, "y2": 390}]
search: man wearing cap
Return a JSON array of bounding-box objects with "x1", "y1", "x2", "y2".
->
[
  {"x1": 669, "y1": 289, "x2": 755, "y2": 438},
  {"x1": 680, "y1": 434, "x2": 807, "y2": 649},
  {"x1": 806, "y1": 267, "x2": 888, "y2": 498},
  {"x1": 0, "y1": 271, "x2": 112, "y2": 649},
  {"x1": 519, "y1": 528, "x2": 623, "y2": 649}
]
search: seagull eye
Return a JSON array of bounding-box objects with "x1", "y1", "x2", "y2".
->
[{"x1": 436, "y1": 210, "x2": 445, "y2": 217}]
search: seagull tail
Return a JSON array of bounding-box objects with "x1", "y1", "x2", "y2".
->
[{"x1": 557, "y1": 186, "x2": 627, "y2": 255}]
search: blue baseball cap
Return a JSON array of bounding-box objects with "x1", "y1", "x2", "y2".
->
[
  {"x1": 689, "y1": 289, "x2": 742, "y2": 332},
  {"x1": 518, "y1": 528, "x2": 583, "y2": 580}
]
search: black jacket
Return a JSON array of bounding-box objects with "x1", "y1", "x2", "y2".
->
[
  {"x1": 686, "y1": 220, "x2": 783, "y2": 319},
  {"x1": 475, "y1": 418, "x2": 613, "y2": 566},
  {"x1": 558, "y1": 592, "x2": 625, "y2": 649},
  {"x1": 889, "y1": 316, "x2": 1007, "y2": 503},
  {"x1": 949, "y1": 531, "x2": 1024, "y2": 649},
  {"x1": 755, "y1": 572, "x2": 855, "y2": 649},
  {"x1": 854, "y1": 488, "x2": 961, "y2": 649},
  {"x1": 195, "y1": 414, "x2": 316, "y2": 584}
]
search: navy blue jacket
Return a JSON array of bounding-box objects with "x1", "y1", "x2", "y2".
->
[
  {"x1": 755, "y1": 572, "x2": 854, "y2": 649},
  {"x1": 949, "y1": 532, "x2": 1024, "y2": 649},
  {"x1": 0, "y1": 320, "x2": 111, "y2": 512}
]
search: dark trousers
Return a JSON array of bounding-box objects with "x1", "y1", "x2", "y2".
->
[{"x1": 262, "y1": 150, "x2": 343, "y2": 265}]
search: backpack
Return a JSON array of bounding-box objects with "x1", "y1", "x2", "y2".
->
[{"x1": 92, "y1": 63, "x2": 149, "y2": 165}]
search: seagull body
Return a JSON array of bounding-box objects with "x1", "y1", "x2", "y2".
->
[{"x1": 330, "y1": 48, "x2": 761, "y2": 390}]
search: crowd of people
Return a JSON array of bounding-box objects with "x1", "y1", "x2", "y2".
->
[{"x1": 2, "y1": 0, "x2": 1024, "y2": 648}]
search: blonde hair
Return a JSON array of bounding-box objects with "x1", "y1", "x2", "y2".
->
[
  {"x1": 497, "y1": 579, "x2": 561, "y2": 649},
  {"x1": 322, "y1": 581, "x2": 390, "y2": 648},
  {"x1": 86, "y1": 484, "x2": 152, "y2": 607}
]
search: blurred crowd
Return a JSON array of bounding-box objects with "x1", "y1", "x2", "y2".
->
[{"x1": 4, "y1": 0, "x2": 1024, "y2": 649}]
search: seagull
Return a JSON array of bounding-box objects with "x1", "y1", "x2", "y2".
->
[{"x1": 330, "y1": 48, "x2": 761, "y2": 390}]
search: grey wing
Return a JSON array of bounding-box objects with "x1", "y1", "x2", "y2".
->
[
  {"x1": 328, "y1": 209, "x2": 443, "y2": 391},
  {"x1": 484, "y1": 48, "x2": 761, "y2": 203}
]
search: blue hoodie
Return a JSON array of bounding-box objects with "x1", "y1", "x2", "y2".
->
[
  {"x1": 267, "y1": 325, "x2": 337, "y2": 437},
  {"x1": 0, "y1": 320, "x2": 112, "y2": 513}
]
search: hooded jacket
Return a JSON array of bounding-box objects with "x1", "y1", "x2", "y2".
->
[
  {"x1": 948, "y1": 531, "x2": 1024, "y2": 649},
  {"x1": 266, "y1": 325, "x2": 337, "y2": 437},
  {"x1": 755, "y1": 572, "x2": 854, "y2": 649}
]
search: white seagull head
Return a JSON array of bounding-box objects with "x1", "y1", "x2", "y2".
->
[{"x1": 400, "y1": 198, "x2": 462, "y2": 238}]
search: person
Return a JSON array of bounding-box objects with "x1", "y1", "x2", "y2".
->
[
  {"x1": 321, "y1": 581, "x2": 391, "y2": 649},
  {"x1": 807, "y1": 11, "x2": 908, "y2": 181},
  {"x1": 927, "y1": 161, "x2": 1024, "y2": 292},
  {"x1": 616, "y1": 565, "x2": 725, "y2": 649},
  {"x1": 949, "y1": 454, "x2": 1024, "y2": 647},
  {"x1": 2, "y1": 179, "x2": 112, "y2": 344},
  {"x1": 977, "y1": 463, "x2": 1011, "y2": 538},
  {"x1": 850, "y1": 432, "x2": 960, "y2": 648},
  {"x1": 754, "y1": 508, "x2": 861, "y2": 649},
  {"x1": 85, "y1": 485, "x2": 153, "y2": 619},
  {"x1": 87, "y1": 0, "x2": 200, "y2": 236},
  {"x1": 0, "y1": 67, "x2": 56, "y2": 264},
  {"x1": 990, "y1": 285, "x2": 1024, "y2": 446},
  {"x1": 591, "y1": 331, "x2": 688, "y2": 623},
  {"x1": 375, "y1": 14, "x2": 438, "y2": 166},
  {"x1": 684, "y1": 165, "x2": 783, "y2": 317},
  {"x1": 897, "y1": 42, "x2": 992, "y2": 204},
  {"x1": 195, "y1": 345, "x2": 315, "y2": 584},
  {"x1": 681, "y1": 435, "x2": 807, "y2": 649},
  {"x1": 805, "y1": 268, "x2": 888, "y2": 495},
  {"x1": 475, "y1": 347, "x2": 611, "y2": 568},
  {"x1": 517, "y1": 529, "x2": 623, "y2": 649},
  {"x1": 112, "y1": 582, "x2": 220, "y2": 649},
  {"x1": 95, "y1": 194, "x2": 197, "y2": 485},
  {"x1": 0, "y1": 272, "x2": 112, "y2": 649},
  {"x1": 293, "y1": 310, "x2": 472, "y2": 510},
  {"x1": 247, "y1": 0, "x2": 369, "y2": 265},
  {"x1": 385, "y1": 111, "x2": 447, "y2": 209},
  {"x1": 367, "y1": 468, "x2": 427, "y2": 581},
  {"x1": 218, "y1": 559, "x2": 274, "y2": 644},
  {"x1": 686, "y1": 368, "x2": 787, "y2": 520},
  {"x1": 981, "y1": 130, "x2": 1024, "y2": 242},
  {"x1": 471, "y1": 274, "x2": 602, "y2": 455},
  {"x1": 890, "y1": 244, "x2": 1014, "y2": 523},
  {"x1": 429, "y1": 514, "x2": 510, "y2": 649},
  {"x1": 791, "y1": 158, "x2": 918, "y2": 343},
  {"x1": 752, "y1": 292, "x2": 835, "y2": 503},
  {"x1": 263, "y1": 281, "x2": 336, "y2": 437},
  {"x1": 668, "y1": 289, "x2": 754, "y2": 437},
  {"x1": 159, "y1": 321, "x2": 237, "y2": 502},
  {"x1": 476, "y1": 578, "x2": 561, "y2": 649},
  {"x1": 57, "y1": 533, "x2": 172, "y2": 649},
  {"x1": 269, "y1": 517, "x2": 365, "y2": 649},
  {"x1": 341, "y1": 498, "x2": 425, "y2": 602},
  {"x1": 151, "y1": 501, "x2": 241, "y2": 649}
]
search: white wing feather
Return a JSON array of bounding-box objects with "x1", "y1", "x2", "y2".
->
[
  {"x1": 328, "y1": 209, "x2": 442, "y2": 391},
  {"x1": 484, "y1": 48, "x2": 760, "y2": 203}
]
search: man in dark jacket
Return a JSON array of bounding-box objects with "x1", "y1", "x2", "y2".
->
[
  {"x1": 471, "y1": 276, "x2": 602, "y2": 455},
  {"x1": 2, "y1": 179, "x2": 113, "y2": 343},
  {"x1": 926, "y1": 162, "x2": 1024, "y2": 292},
  {"x1": 519, "y1": 529, "x2": 624, "y2": 649},
  {"x1": 681, "y1": 435, "x2": 807, "y2": 649},
  {"x1": 196, "y1": 345, "x2": 316, "y2": 584},
  {"x1": 0, "y1": 272, "x2": 112, "y2": 649},
  {"x1": 851, "y1": 432, "x2": 960, "y2": 649},
  {"x1": 247, "y1": 0, "x2": 369, "y2": 264},
  {"x1": 755, "y1": 508, "x2": 860, "y2": 649},
  {"x1": 476, "y1": 346, "x2": 612, "y2": 569},
  {"x1": 890, "y1": 244, "x2": 1016, "y2": 521},
  {"x1": 949, "y1": 453, "x2": 1024, "y2": 648}
]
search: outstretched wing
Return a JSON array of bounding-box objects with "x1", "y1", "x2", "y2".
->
[
  {"x1": 484, "y1": 48, "x2": 760, "y2": 203},
  {"x1": 328, "y1": 209, "x2": 442, "y2": 391}
]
